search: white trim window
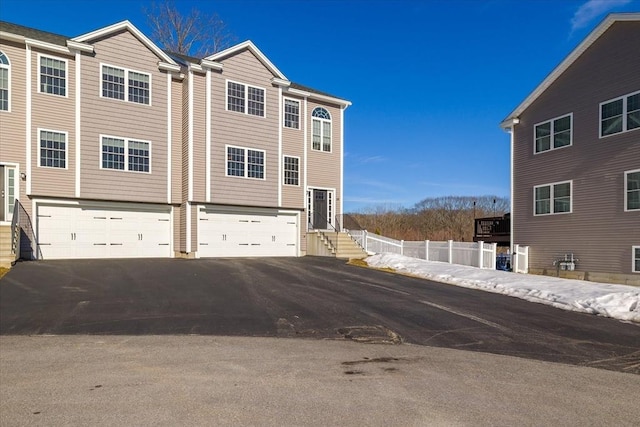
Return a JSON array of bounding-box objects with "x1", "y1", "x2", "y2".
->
[
  {"x1": 312, "y1": 107, "x2": 331, "y2": 152},
  {"x1": 534, "y1": 113, "x2": 572, "y2": 153},
  {"x1": 625, "y1": 170, "x2": 640, "y2": 211},
  {"x1": 283, "y1": 156, "x2": 299, "y2": 186},
  {"x1": 284, "y1": 98, "x2": 300, "y2": 129},
  {"x1": 600, "y1": 91, "x2": 640, "y2": 137},
  {"x1": 101, "y1": 64, "x2": 151, "y2": 105},
  {"x1": 39, "y1": 55, "x2": 66, "y2": 97},
  {"x1": 226, "y1": 145, "x2": 265, "y2": 179},
  {"x1": 101, "y1": 135, "x2": 151, "y2": 173},
  {"x1": 633, "y1": 246, "x2": 640, "y2": 273},
  {"x1": 0, "y1": 51, "x2": 10, "y2": 111},
  {"x1": 39, "y1": 129, "x2": 67, "y2": 169},
  {"x1": 534, "y1": 181, "x2": 572, "y2": 215},
  {"x1": 226, "y1": 80, "x2": 265, "y2": 117}
]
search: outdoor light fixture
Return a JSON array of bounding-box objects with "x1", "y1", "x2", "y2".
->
[{"x1": 20, "y1": 172, "x2": 26, "y2": 180}]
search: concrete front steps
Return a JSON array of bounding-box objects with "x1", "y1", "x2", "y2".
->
[
  {"x1": 0, "y1": 224, "x2": 17, "y2": 268},
  {"x1": 314, "y1": 231, "x2": 369, "y2": 260}
]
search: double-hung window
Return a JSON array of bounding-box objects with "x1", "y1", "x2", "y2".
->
[
  {"x1": 534, "y1": 114, "x2": 572, "y2": 153},
  {"x1": 226, "y1": 145, "x2": 265, "y2": 179},
  {"x1": 633, "y1": 246, "x2": 640, "y2": 273},
  {"x1": 0, "y1": 51, "x2": 10, "y2": 111},
  {"x1": 534, "y1": 181, "x2": 572, "y2": 215},
  {"x1": 625, "y1": 170, "x2": 640, "y2": 211},
  {"x1": 39, "y1": 55, "x2": 66, "y2": 96},
  {"x1": 101, "y1": 136, "x2": 150, "y2": 173},
  {"x1": 102, "y1": 65, "x2": 150, "y2": 105},
  {"x1": 284, "y1": 99, "x2": 300, "y2": 129},
  {"x1": 312, "y1": 107, "x2": 331, "y2": 152},
  {"x1": 283, "y1": 156, "x2": 299, "y2": 186},
  {"x1": 39, "y1": 129, "x2": 67, "y2": 168},
  {"x1": 600, "y1": 91, "x2": 640, "y2": 137},
  {"x1": 226, "y1": 81, "x2": 265, "y2": 117}
]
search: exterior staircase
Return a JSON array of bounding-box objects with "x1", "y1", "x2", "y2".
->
[
  {"x1": 315, "y1": 231, "x2": 369, "y2": 260},
  {"x1": 0, "y1": 224, "x2": 17, "y2": 268}
]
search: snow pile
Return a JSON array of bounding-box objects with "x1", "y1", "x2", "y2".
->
[{"x1": 365, "y1": 253, "x2": 640, "y2": 323}]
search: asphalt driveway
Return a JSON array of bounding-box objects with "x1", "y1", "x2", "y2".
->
[{"x1": 1, "y1": 257, "x2": 639, "y2": 373}]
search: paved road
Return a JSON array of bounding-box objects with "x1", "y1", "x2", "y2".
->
[{"x1": 1, "y1": 257, "x2": 639, "y2": 373}]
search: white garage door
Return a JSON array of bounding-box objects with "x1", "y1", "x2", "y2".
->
[
  {"x1": 37, "y1": 203, "x2": 171, "y2": 259},
  {"x1": 198, "y1": 207, "x2": 298, "y2": 257}
]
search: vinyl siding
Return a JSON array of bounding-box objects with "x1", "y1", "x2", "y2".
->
[
  {"x1": 209, "y1": 49, "x2": 279, "y2": 207},
  {"x1": 307, "y1": 101, "x2": 343, "y2": 217},
  {"x1": 282, "y1": 95, "x2": 305, "y2": 209},
  {"x1": 171, "y1": 77, "x2": 182, "y2": 204},
  {"x1": 180, "y1": 75, "x2": 190, "y2": 252},
  {"x1": 30, "y1": 47, "x2": 75, "y2": 198},
  {"x1": 79, "y1": 29, "x2": 168, "y2": 204},
  {"x1": 191, "y1": 74, "x2": 206, "y2": 202},
  {"x1": 512, "y1": 21, "x2": 640, "y2": 275}
]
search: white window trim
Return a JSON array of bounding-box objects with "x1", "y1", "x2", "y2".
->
[
  {"x1": 624, "y1": 169, "x2": 640, "y2": 212},
  {"x1": 37, "y1": 53, "x2": 68, "y2": 98},
  {"x1": 0, "y1": 50, "x2": 11, "y2": 112},
  {"x1": 283, "y1": 155, "x2": 300, "y2": 186},
  {"x1": 99, "y1": 134, "x2": 152, "y2": 174},
  {"x1": 533, "y1": 113, "x2": 573, "y2": 154},
  {"x1": 225, "y1": 79, "x2": 266, "y2": 118},
  {"x1": 225, "y1": 144, "x2": 266, "y2": 180},
  {"x1": 99, "y1": 62, "x2": 152, "y2": 106},
  {"x1": 37, "y1": 128, "x2": 68, "y2": 169},
  {"x1": 283, "y1": 97, "x2": 300, "y2": 129},
  {"x1": 599, "y1": 90, "x2": 640, "y2": 138},
  {"x1": 633, "y1": 246, "x2": 640, "y2": 273},
  {"x1": 311, "y1": 106, "x2": 332, "y2": 153},
  {"x1": 533, "y1": 180, "x2": 572, "y2": 216}
]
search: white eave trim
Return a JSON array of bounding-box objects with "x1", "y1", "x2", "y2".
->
[
  {"x1": 0, "y1": 31, "x2": 24, "y2": 43},
  {"x1": 25, "y1": 38, "x2": 71, "y2": 55},
  {"x1": 284, "y1": 87, "x2": 351, "y2": 108},
  {"x1": 272, "y1": 78, "x2": 291, "y2": 88},
  {"x1": 500, "y1": 117, "x2": 520, "y2": 130},
  {"x1": 200, "y1": 59, "x2": 223, "y2": 71},
  {"x1": 73, "y1": 20, "x2": 178, "y2": 66},
  {"x1": 502, "y1": 13, "x2": 640, "y2": 125},
  {"x1": 287, "y1": 88, "x2": 311, "y2": 97},
  {"x1": 66, "y1": 40, "x2": 94, "y2": 53},
  {"x1": 206, "y1": 40, "x2": 287, "y2": 80},
  {"x1": 158, "y1": 62, "x2": 181, "y2": 73}
]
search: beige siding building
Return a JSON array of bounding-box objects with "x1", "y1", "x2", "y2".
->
[
  {"x1": 501, "y1": 14, "x2": 640, "y2": 285},
  {"x1": 0, "y1": 19, "x2": 350, "y2": 261}
]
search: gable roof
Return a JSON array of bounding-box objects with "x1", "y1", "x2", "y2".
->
[
  {"x1": 73, "y1": 20, "x2": 177, "y2": 65},
  {"x1": 501, "y1": 12, "x2": 640, "y2": 129},
  {"x1": 0, "y1": 20, "x2": 69, "y2": 46},
  {"x1": 205, "y1": 40, "x2": 286, "y2": 80}
]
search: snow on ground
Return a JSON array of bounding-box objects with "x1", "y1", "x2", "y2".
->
[{"x1": 365, "y1": 253, "x2": 640, "y2": 323}]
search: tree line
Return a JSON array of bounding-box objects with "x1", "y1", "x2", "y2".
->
[{"x1": 346, "y1": 196, "x2": 509, "y2": 242}]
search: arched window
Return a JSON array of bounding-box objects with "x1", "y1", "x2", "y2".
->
[
  {"x1": 312, "y1": 107, "x2": 331, "y2": 152},
  {"x1": 0, "y1": 51, "x2": 10, "y2": 111}
]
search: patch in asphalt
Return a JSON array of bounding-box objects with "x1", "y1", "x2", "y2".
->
[{"x1": 336, "y1": 325, "x2": 403, "y2": 345}]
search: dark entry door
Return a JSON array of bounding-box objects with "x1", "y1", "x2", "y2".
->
[{"x1": 312, "y1": 190, "x2": 328, "y2": 229}]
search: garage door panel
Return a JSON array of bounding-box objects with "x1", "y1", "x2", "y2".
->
[{"x1": 37, "y1": 204, "x2": 171, "y2": 259}]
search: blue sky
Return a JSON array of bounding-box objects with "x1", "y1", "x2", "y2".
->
[{"x1": 2, "y1": 0, "x2": 637, "y2": 212}]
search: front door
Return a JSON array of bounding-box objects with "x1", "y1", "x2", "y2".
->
[
  {"x1": 0, "y1": 165, "x2": 17, "y2": 222},
  {"x1": 312, "y1": 189, "x2": 328, "y2": 229}
]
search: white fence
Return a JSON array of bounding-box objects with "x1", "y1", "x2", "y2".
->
[
  {"x1": 349, "y1": 230, "x2": 499, "y2": 270},
  {"x1": 512, "y1": 244, "x2": 529, "y2": 273}
]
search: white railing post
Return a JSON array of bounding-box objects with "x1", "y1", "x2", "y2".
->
[
  {"x1": 400, "y1": 240, "x2": 404, "y2": 256},
  {"x1": 513, "y1": 244, "x2": 519, "y2": 273},
  {"x1": 448, "y1": 240, "x2": 453, "y2": 264},
  {"x1": 523, "y1": 246, "x2": 529, "y2": 273},
  {"x1": 492, "y1": 243, "x2": 497, "y2": 270},
  {"x1": 477, "y1": 240, "x2": 484, "y2": 269},
  {"x1": 364, "y1": 230, "x2": 368, "y2": 253},
  {"x1": 425, "y1": 240, "x2": 429, "y2": 261}
]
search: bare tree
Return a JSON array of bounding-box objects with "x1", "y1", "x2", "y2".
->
[{"x1": 144, "y1": 0, "x2": 235, "y2": 57}]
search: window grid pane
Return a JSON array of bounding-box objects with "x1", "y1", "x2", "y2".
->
[
  {"x1": 535, "y1": 122, "x2": 551, "y2": 152},
  {"x1": 627, "y1": 94, "x2": 640, "y2": 131},
  {"x1": 312, "y1": 119, "x2": 321, "y2": 150},
  {"x1": 128, "y1": 71, "x2": 150, "y2": 105},
  {"x1": 227, "y1": 82, "x2": 245, "y2": 113},
  {"x1": 601, "y1": 99, "x2": 623, "y2": 136},
  {"x1": 553, "y1": 116, "x2": 571, "y2": 148},
  {"x1": 322, "y1": 121, "x2": 331, "y2": 152},
  {"x1": 247, "y1": 87, "x2": 264, "y2": 117},
  {"x1": 284, "y1": 99, "x2": 300, "y2": 129},
  {"x1": 40, "y1": 130, "x2": 66, "y2": 168},
  {"x1": 553, "y1": 183, "x2": 571, "y2": 213},
  {"x1": 102, "y1": 66, "x2": 125, "y2": 100},
  {"x1": 227, "y1": 147, "x2": 245, "y2": 176},
  {"x1": 102, "y1": 137, "x2": 125, "y2": 170},
  {"x1": 635, "y1": 247, "x2": 640, "y2": 272},
  {"x1": 40, "y1": 57, "x2": 66, "y2": 96},
  {"x1": 535, "y1": 186, "x2": 551, "y2": 215},
  {"x1": 628, "y1": 172, "x2": 640, "y2": 210},
  {"x1": 284, "y1": 156, "x2": 299, "y2": 185},
  {"x1": 128, "y1": 140, "x2": 150, "y2": 172},
  {"x1": 0, "y1": 68, "x2": 7, "y2": 111},
  {"x1": 247, "y1": 150, "x2": 264, "y2": 179}
]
